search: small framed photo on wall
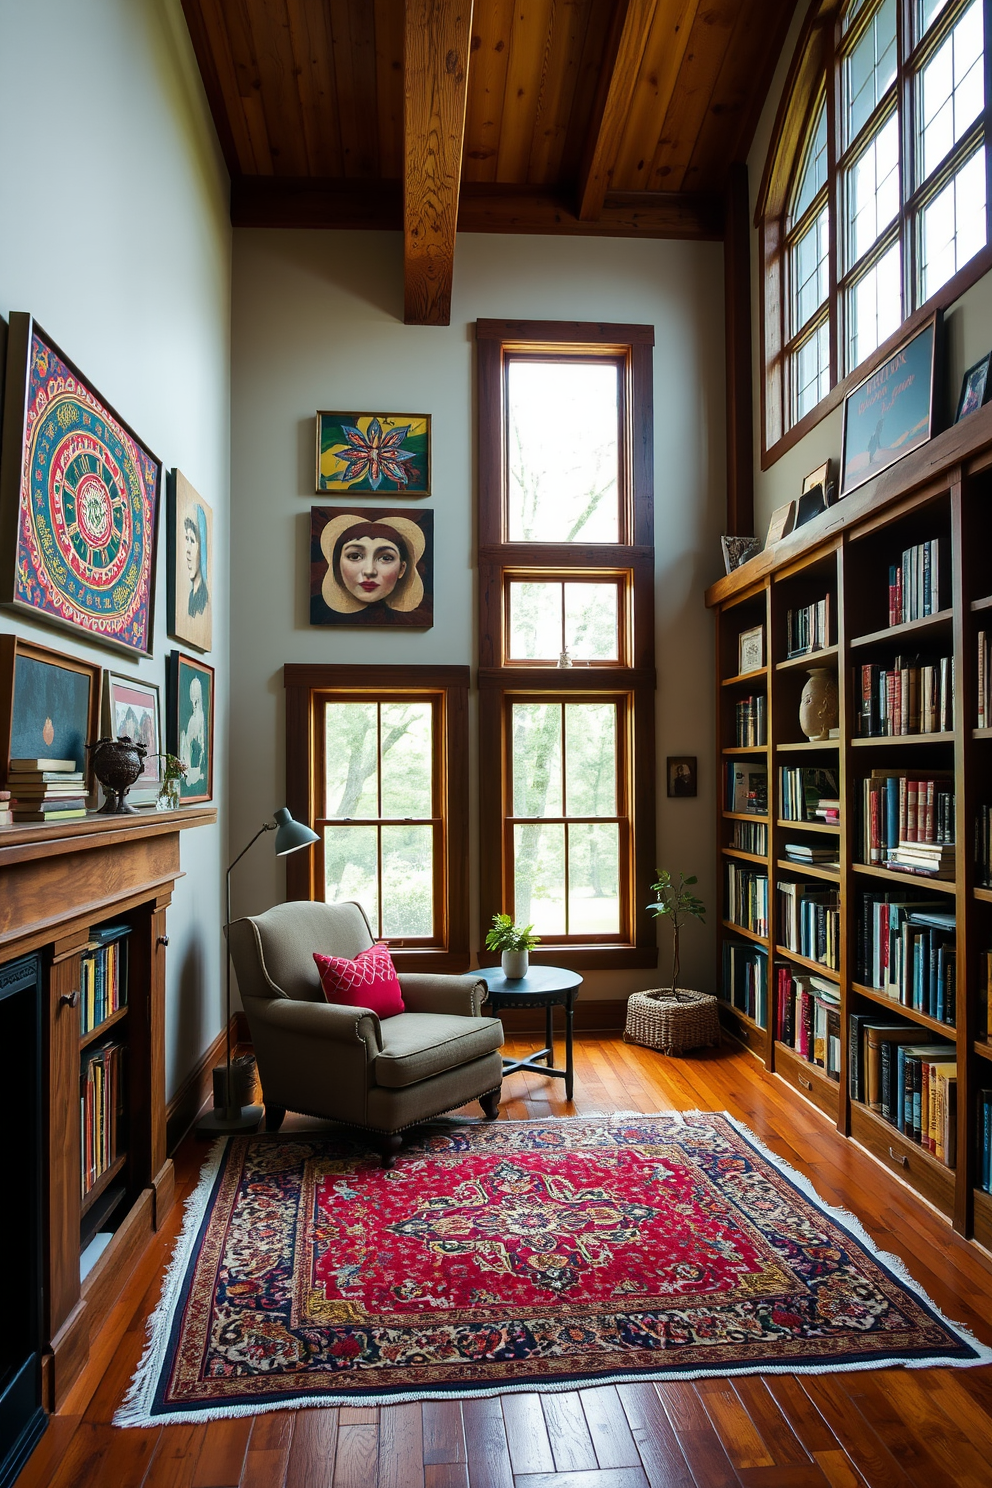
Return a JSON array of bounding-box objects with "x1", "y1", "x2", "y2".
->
[
  {"x1": 167, "y1": 652, "x2": 214, "y2": 804},
  {"x1": 667, "y1": 757, "x2": 697, "y2": 798},
  {"x1": 103, "y1": 673, "x2": 162, "y2": 805}
]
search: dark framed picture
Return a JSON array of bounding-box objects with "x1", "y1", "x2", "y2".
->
[
  {"x1": 167, "y1": 470, "x2": 213, "y2": 653},
  {"x1": 167, "y1": 652, "x2": 214, "y2": 804},
  {"x1": 310, "y1": 507, "x2": 434, "y2": 629},
  {"x1": 0, "y1": 314, "x2": 161, "y2": 655},
  {"x1": 720, "y1": 536, "x2": 761, "y2": 574},
  {"x1": 316, "y1": 411, "x2": 431, "y2": 496},
  {"x1": 840, "y1": 312, "x2": 941, "y2": 498},
  {"x1": 955, "y1": 352, "x2": 992, "y2": 423},
  {"x1": 0, "y1": 635, "x2": 101, "y2": 788},
  {"x1": 667, "y1": 756, "x2": 697, "y2": 798},
  {"x1": 103, "y1": 673, "x2": 162, "y2": 805}
]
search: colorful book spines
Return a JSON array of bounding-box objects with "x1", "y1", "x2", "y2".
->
[
  {"x1": 79, "y1": 932, "x2": 130, "y2": 1036},
  {"x1": 722, "y1": 940, "x2": 768, "y2": 1027},
  {"x1": 888, "y1": 539, "x2": 940, "y2": 626},
  {"x1": 80, "y1": 1040, "x2": 125, "y2": 1196},
  {"x1": 856, "y1": 657, "x2": 953, "y2": 736}
]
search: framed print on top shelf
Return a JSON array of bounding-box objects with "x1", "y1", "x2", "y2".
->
[
  {"x1": 0, "y1": 313, "x2": 161, "y2": 656},
  {"x1": 738, "y1": 625, "x2": 764, "y2": 676},
  {"x1": 310, "y1": 507, "x2": 434, "y2": 629},
  {"x1": 103, "y1": 673, "x2": 162, "y2": 805},
  {"x1": 0, "y1": 634, "x2": 101, "y2": 790},
  {"x1": 167, "y1": 652, "x2": 214, "y2": 804},
  {"x1": 840, "y1": 313, "x2": 940, "y2": 498},
  {"x1": 764, "y1": 501, "x2": 796, "y2": 547},
  {"x1": 955, "y1": 352, "x2": 992, "y2": 422},
  {"x1": 167, "y1": 470, "x2": 212, "y2": 653},
  {"x1": 316, "y1": 411, "x2": 430, "y2": 496}
]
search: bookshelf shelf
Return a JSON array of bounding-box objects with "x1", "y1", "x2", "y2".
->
[
  {"x1": 79, "y1": 1004, "x2": 128, "y2": 1052},
  {"x1": 721, "y1": 669, "x2": 767, "y2": 688},
  {"x1": 724, "y1": 810, "x2": 769, "y2": 823},
  {"x1": 851, "y1": 732, "x2": 955, "y2": 746},
  {"x1": 776, "y1": 644, "x2": 839, "y2": 672},
  {"x1": 852, "y1": 862, "x2": 957, "y2": 894},
  {"x1": 775, "y1": 740, "x2": 840, "y2": 752},
  {"x1": 850, "y1": 609, "x2": 954, "y2": 649},
  {"x1": 971, "y1": 595, "x2": 992, "y2": 613},
  {"x1": 776, "y1": 818, "x2": 840, "y2": 834},
  {"x1": 776, "y1": 857, "x2": 839, "y2": 881},
  {"x1": 973, "y1": 728, "x2": 992, "y2": 740},
  {"x1": 773, "y1": 946, "x2": 840, "y2": 981},
  {"x1": 723, "y1": 847, "x2": 768, "y2": 865},
  {"x1": 851, "y1": 981, "x2": 956, "y2": 1037},
  {"x1": 722, "y1": 745, "x2": 768, "y2": 756},
  {"x1": 975, "y1": 1188, "x2": 992, "y2": 1251},
  {"x1": 79, "y1": 1152, "x2": 127, "y2": 1219},
  {"x1": 974, "y1": 888, "x2": 992, "y2": 903},
  {"x1": 721, "y1": 920, "x2": 769, "y2": 946},
  {"x1": 974, "y1": 1040, "x2": 992, "y2": 1063}
]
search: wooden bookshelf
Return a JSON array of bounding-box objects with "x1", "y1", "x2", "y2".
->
[{"x1": 707, "y1": 447, "x2": 992, "y2": 1256}]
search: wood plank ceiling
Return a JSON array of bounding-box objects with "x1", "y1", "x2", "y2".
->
[{"x1": 182, "y1": 0, "x2": 798, "y2": 324}]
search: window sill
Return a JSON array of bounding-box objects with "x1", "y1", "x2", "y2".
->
[{"x1": 512, "y1": 945, "x2": 660, "y2": 972}]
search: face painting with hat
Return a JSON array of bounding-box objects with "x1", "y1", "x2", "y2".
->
[{"x1": 319, "y1": 514, "x2": 426, "y2": 615}]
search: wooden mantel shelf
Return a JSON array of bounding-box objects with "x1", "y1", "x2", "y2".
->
[{"x1": 0, "y1": 804, "x2": 215, "y2": 863}]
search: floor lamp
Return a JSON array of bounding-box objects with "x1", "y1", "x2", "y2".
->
[{"x1": 197, "y1": 807, "x2": 319, "y2": 1136}]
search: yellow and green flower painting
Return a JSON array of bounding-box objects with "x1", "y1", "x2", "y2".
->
[{"x1": 316, "y1": 411, "x2": 430, "y2": 496}]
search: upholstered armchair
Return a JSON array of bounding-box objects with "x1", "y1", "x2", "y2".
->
[{"x1": 227, "y1": 900, "x2": 504, "y2": 1163}]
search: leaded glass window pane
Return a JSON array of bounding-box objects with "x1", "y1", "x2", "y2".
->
[
  {"x1": 919, "y1": 0, "x2": 984, "y2": 179},
  {"x1": 792, "y1": 207, "x2": 830, "y2": 331},
  {"x1": 846, "y1": 111, "x2": 900, "y2": 265},
  {"x1": 791, "y1": 100, "x2": 828, "y2": 225},
  {"x1": 919, "y1": 145, "x2": 987, "y2": 297},
  {"x1": 793, "y1": 321, "x2": 831, "y2": 422},
  {"x1": 844, "y1": 0, "x2": 898, "y2": 146},
  {"x1": 847, "y1": 239, "x2": 902, "y2": 368}
]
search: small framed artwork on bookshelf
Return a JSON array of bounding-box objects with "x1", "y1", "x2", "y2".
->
[
  {"x1": 840, "y1": 312, "x2": 940, "y2": 497},
  {"x1": 738, "y1": 625, "x2": 764, "y2": 675}
]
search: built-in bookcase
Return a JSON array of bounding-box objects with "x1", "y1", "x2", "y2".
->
[{"x1": 708, "y1": 425, "x2": 992, "y2": 1260}]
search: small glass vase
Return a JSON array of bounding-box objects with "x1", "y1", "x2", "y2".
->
[{"x1": 156, "y1": 779, "x2": 181, "y2": 811}]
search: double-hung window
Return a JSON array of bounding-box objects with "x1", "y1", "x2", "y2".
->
[{"x1": 476, "y1": 320, "x2": 657, "y2": 970}]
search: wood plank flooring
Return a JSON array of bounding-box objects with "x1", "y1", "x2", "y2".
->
[{"x1": 19, "y1": 1034, "x2": 992, "y2": 1488}]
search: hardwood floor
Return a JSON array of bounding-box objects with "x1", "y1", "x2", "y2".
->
[{"x1": 18, "y1": 1033, "x2": 992, "y2": 1488}]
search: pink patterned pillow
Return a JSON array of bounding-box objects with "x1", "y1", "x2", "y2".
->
[{"x1": 313, "y1": 944, "x2": 405, "y2": 1019}]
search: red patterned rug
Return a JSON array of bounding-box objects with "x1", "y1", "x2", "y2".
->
[{"x1": 117, "y1": 1114, "x2": 990, "y2": 1423}]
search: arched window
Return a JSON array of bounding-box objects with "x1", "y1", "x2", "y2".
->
[{"x1": 758, "y1": 0, "x2": 989, "y2": 461}]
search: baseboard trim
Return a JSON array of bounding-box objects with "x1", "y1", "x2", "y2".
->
[{"x1": 166, "y1": 1021, "x2": 230, "y2": 1154}]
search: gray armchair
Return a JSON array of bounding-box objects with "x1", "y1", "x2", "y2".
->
[{"x1": 227, "y1": 900, "x2": 503, "y2": 1163}]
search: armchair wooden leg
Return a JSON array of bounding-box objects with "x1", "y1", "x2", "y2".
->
[
  {"x1": 264, "y1": 1103, "x2": 286, "y2": 1132},
  {"x1": 380, "y1": 1133, "x2": 403, "y2": 1168},
  {"x1": 480, "y1": 1088, "x2": 501, "y2": 1121}
]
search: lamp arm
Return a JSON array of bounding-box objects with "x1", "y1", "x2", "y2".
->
[
  {"x1": 226, "y1": 821, "x2": 277, "y2": 894},
  {"x1": 222, "y1": 820, "x2": 276, "y2": 1114}
]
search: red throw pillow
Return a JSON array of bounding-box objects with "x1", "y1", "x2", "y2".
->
[{"x1": 313, "y1": 944, "x2": 405, "y2": 1019}]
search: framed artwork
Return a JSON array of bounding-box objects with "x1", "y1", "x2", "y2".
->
[
  {"x1": 0, "y1": 314, "x2": 161, "y2": 655},
  {"x1": 720, "y1": 536, "x2": 761, "y2": 574},
  {"x1": 0, "y1": 635, "x2": 101, "y2": 787},
  {"x1": 738, "y1": 625, "x2": 764, "y2": 675},
  {"x1": 167, "y1": 470, "x2": 213, "y2": 653},
  {"x1": 310, "y1": 507, "x2": 434, "y2": 629},
  {"x1": 167, "y1": 652, "x2": 214, "y2": 804},
  {"x1": 316, "y1": 411, "x2": 431, "y2": 496},
  {"x1": 955, "y1": 352, "x2": 992, "y2": 422},
  {"x1": 103, "y1": 673, "x2": 161, "y2": 805},
  {"x1": 667, "y1": 756, "x2": 697, "y2": 798},
  {"x1": 764, "y1": 501, "x2": 796, "y2": 546},
  {"x1": 840, "y1": 313, "x2": 940, "y2": 497}
]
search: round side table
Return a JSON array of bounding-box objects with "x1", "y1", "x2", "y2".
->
[{"x1": 477, "y1": 964, "x2": 583, "y2": 1101}]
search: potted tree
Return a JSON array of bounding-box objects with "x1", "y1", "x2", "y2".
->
[
  {"x1": 624, "y1": 871, "x2": 718, "y2": 1054},
  {"x1": 485, "y1": 913, "x2": 540, "y2": 980},
  {"x1": 646, "y1": 869, "x2": 706, "y2": 996}
]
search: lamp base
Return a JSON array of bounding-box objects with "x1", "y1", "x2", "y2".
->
[{"x1": 195, "y1": 1104, "x2": 263, "y2": 1136}]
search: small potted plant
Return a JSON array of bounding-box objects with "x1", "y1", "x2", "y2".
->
[
  {"x1": 646, "y1": 869, "x2": 706, "y2": 995},
  {"x1": 485, "y1": 913, "x2": 540, "y2": 980},
  {"x1": 625, "y1": 871, "x2": 716, "y2": 1054}
]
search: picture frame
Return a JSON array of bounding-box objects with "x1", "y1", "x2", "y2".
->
[
  {"x1": 721, "y1": 536, "x2": 762, "y2": 574},
  {"x1": 0, "y1": 313, "x2": 161, "y2": 656},
  {"x1": 738, "y1": 624, "x2": 764, "y2": 675},
  {"x1": 167, "y1": 470, "x2": 213, "y2": 653},
  {"x1": 0, "y1": 634, "x2": 101, "y2": 791},
  {"x1": 167, "y1": 652, "x2": 214, "y2": 804},
  {"x1": 316, "y1": 411, "x2": 431, "y2": 497},
  {"x1": 955, "y1": 352, "x2": 992, "y2": 423},
  {"x1": 310, "y1": 507, "x2": 434, "y2": 629},
  {"x1": 103, "y1": 673, "x2": 162, "y2": 805},
  {"x1": 764, "y1": 501, "x2": 796, "y2": 546},
  {"x1": 802, "y1": 459, "x2": 834, "y2": 501},
  {"x1": 667, "y1": 756, "x2": 697, "y2": 798},
  {"x1": 840, "y1": 313, "x2": 941, "y2": 498}
]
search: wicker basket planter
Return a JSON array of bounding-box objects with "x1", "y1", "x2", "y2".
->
[{"x1": 623, "y1": 988, "x2": 720, "y2": 1055}]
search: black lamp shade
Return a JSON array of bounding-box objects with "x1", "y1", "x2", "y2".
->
[{"x1": 273, "y1": 806, "x2": 319, "y2": 857}]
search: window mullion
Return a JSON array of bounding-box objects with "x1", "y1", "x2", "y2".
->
[{"x1": 828, "y1": 9, "x2": 842, "y2": 386}]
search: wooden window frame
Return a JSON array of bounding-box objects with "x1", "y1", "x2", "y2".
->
[
  {"x1": 502, "y1": 569, "x2": 633, "y2": 668},
  {"x1": 757, "y1": 0, "x2": 992, "y2": 470},
  {"x1": 283, "y1": 663, "x2": 470, "y2": 972},
  {"x1": 476, "y1": 319, "x2": 657, "y2": 971}
]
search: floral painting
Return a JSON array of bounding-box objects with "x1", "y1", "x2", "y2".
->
[
  {"x1": 310, "y1": 507, "x2": 433, "y2": 629},
  {"x1": 316, "y1": 412, "x2": 430, "y2": 496}
]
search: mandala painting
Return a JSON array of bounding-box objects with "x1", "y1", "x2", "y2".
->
[
  {"x1": 316, "y1": 412, "x2": 430, "y2": 496},
  {"x1": 0, "y1": 316, "x2": 160, "y2": 655}
]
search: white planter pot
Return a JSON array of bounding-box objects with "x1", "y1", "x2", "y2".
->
[{"x1": 501, "y1": 949, "x2": 529, "y2": 979}]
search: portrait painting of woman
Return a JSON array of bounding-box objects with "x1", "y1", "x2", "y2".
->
[
  {"x1": 168, "y1": 470, "x2": 213, "y2": 653},
  {"x1": 310, "y1": 507, "x2": 434, "y2": 628},
  {"x1": 167, "y1": 652, "x2": 214, "y2": 803}
]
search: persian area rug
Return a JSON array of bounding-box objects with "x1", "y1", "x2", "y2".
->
[{"x1": 117, "y1": 1113, "x2": 991, "y2": 1423}]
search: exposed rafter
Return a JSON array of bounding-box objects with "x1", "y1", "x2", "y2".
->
[
  {"x1": 403, "y1": 0, "x2": 474, "y2": 326},
  {"x1": 577, "y1": 0, "x2": 658, "y2": 222}
]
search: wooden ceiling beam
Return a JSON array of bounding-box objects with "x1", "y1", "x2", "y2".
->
[
  {"x1": 403, "y1": 0, "x2": 474, "y2": 326},
  {"x1": 577, "y1": 0, "x2": 658, "y2": 222}
]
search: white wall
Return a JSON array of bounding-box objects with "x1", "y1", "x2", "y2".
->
[
  {"x1": 230, "y1": 230, "x2": 727, "y2": 999},
  {"x1": 0, "y1": 0, "x2": 231, "y2": 1095}
]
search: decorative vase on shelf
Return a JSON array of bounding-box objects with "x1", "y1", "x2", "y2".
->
[
  {"x1": 799, "y1": 667, "x2": 839, "y2": 741},
  {"x1": 156, "y1": 779, "x2": 181, "y2": 811},
  {"x1": 89, "y1": 735, "x2": 147, "y2": 814},
  {"x1": 501, "y1": 949, "x2": 529, "y2": 980}
]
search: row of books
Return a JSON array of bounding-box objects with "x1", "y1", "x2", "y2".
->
[
  {"x1": 775, "y1": 963, "x2": 841, "y2": 1079},
  {"x1": 734, "y1": 694, "x2": 766, "y2": 746},
  {"x1": 856, "y1": 893, "x2": 956, "y2": 1024},
  {"x1": 859, "y1": 771, "x2": 955, "y2": 867},
  {"x1": 81, "y1": 1040, "x2": 125, "y2": 1197},
  {"x1": 786, "y1": 596, "x2": 831, "y2": 657},
  {"x1": 980, "y1": 1090, "x2": 992, "y2": 1193},
  {"x1": 981, "y1": 951, "x2": 992, "y2": 1038},
  {"x1": 978, "y1": 632, "x2": 992, "y2": 728},
  {"x1": 855, "y1": 657, "x2": 953, "y2": 736},
  {"x1": 80, "y1": 926, "x2": 131, "y2": 1036},
  {"x1": 779, "y1": 766, "x2": 838, "y2": 824},
  {"x1": 722, "y1": 940, "x2": 768, "y2": 1028},
  {"x1": 783, "y1": 840, "x2": 839, "y2": 869},
  {"x1": 732, "y1": 820, "x2": 768, "y2": 855},
  {"x1": 725, "y1": 763, "x2": 767, "y2": 816},
  {"x1": 849, "y1": 1014, "x2": 956, "y2": 1163},
  {"x1": 725, "y1": 863, "x2": 768, "y2": 937},
  {"x1": 5, "y1": 757, "x2": 88, "y2": 822},
  {"x1": 977, "y1": 806, "x2": 992, "y2": 888},
  {"x1": 777, "y1": 880, "x2": 840, "y2": 970},
  {"x1": 887, "y1": 539, "x2": 941, "y2": 626}
]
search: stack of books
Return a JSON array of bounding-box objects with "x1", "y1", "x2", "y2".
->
[
  {"x1": 857, "y1": 891, "x2": 955, "y2": 1022},
  {"x1": 888, "y1": 538, "x2": 941, "y2": 625},
  {"x1": 777, "y1": 879, "x2": 840, "y2": 969},
  {"x1": 786, "y1": 596, "x2": 830, "y2": 656},
  {"x1": 783, "y1": 841, "x2": 839, "y2": 869},
  {"x1": 725, "y1": 762, "x2": 767, "y2": 815},
  {"x1": 779, "y1": 766, "x2": 838, "y2": 823},
  {"x1": 80, "y1": 1038, "x2": 125, "y2": 1196},
  {"x1": 7, "y1": 757, "x2": 88, "y2": 822},
  {"x1": 848, "y1": 1015, "x2": 956, "y2": 1162},
  {"x1": 855, "y1": 656, "x2": 953, "y2": 735},
  {"x1": 0, "y1": 788, "x2": 10, "y2": 826},
  {"x1": 725, "y1": 862, "x2": 768, "y2": 936},
  {"x1": 860, "y1": 770, "x2": 954, "y2": 865},
  {"x1": 722, "y1": 940, "x2": 768, "y2": 1027},
  {"x1": 732, "y1": 820, "x2": 767, "y2": 855},
  {"x1": 775, "y1": 962, "x2": 841, "y2": 1079},
  {"x1": 734, "y1": 693, "x2": 766, "y2": 746},
  {"x1": 885, "y1": 841, "x2": 955, "y2": 879}
]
